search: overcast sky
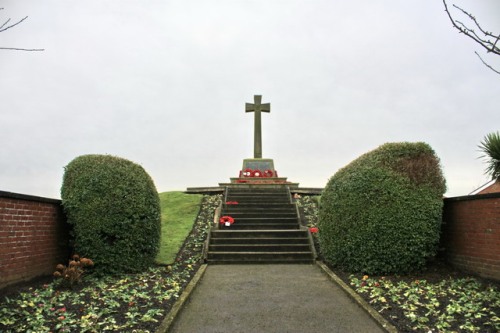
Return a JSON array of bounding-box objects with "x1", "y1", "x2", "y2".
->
[{"x1": 1, "y1": 0, "x2": 499, "y2": 199}]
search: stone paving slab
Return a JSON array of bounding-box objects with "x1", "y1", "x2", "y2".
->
[{"x1": 168, "y1": 264, "x2": 386, "y2": 333}]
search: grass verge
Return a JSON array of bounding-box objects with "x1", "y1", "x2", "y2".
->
[{"x1": 156, "y1": 191, "x2": 202, "y2": 265}]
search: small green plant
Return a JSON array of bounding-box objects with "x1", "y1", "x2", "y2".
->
[
  {"x1": 478, "y1": 131, "x2": 500, "y2": 180},
  {"x1": 53, "y1": 254, "x2": 94, "y2": 286},
  {"x1": 294, "y1": 194, "x2": 319, "y2": 227},
  {"x1": 350, "y1": 274, "x2": 500, "y2": 332}
]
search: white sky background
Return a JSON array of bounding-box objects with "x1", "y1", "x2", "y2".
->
[{"x1": 1, "y1": 0, "x2": 499, "y2": 199}]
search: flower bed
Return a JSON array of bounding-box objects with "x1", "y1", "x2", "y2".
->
[
  {"x1": 0, "y1": 194, "x2": 222, "y2": 333},
  {"x1": 343, "y1": 267, "x2": 500, "y2": 332},
  {"x1": 2, "y1": 193, "x2": 498, "y2": 333},
  {"x1": 295, "y1": 194, "x2": 500, "y2": 333}
]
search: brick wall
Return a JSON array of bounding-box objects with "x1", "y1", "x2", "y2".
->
[
  {"x1": 0, "y1": 191, "x2": 69, "y2": 289},
  {"x1": 441, "y1": 193, "x2": 500, "y2": 281}
]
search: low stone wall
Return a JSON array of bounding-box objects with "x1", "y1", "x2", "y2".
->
[
  {"x1": 0, "y1": 191, "x2": 69, "y2": 289},
  {"x1": 441, "y1": 193, "x2": 500, "y2": 281}
]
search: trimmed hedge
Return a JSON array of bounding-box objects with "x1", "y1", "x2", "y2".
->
[
  {"x1": 318, "y1": 142, "x2": 446, "y2": 274},
  {"x1": 61, "y1": 154, "x2": 161, "y2": 274}
]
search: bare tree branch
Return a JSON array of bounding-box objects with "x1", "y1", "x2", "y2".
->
[
  {"x1": 0, "y1": 15, "x2": 28, "y2": 33},
  {"x1": 0, "y1": 7, "x2": 44, "y2": 52},
  {"x1": 0, "y1": 17, "x2": 10, "y2": 30},
  {"x1": 0, "y1": 47, "x2": 44, "y2": 51},
  {"x1": 475, "y1": 51, "x2": 500, "y2": 74},
  {"x1": 443, "y1": 0, "x2": 499, "y2": 74},
  {"x1": 451, "y1": 5, "x2": 500, "y2": 55}
]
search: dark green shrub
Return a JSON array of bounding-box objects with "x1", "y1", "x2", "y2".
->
[
  {"x1": 61, "y1": 154, "x2": 161, "y2": 274},
  {"x1": 318, "y1": 142, "x2": 446, "y2": 274}
]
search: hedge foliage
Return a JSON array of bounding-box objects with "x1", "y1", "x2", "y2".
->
[
  {"x1": 61, "y1": 154, "x2": 161, "y2": 274},
  {"x1": 318, "y1": 142, "x2": 446, "y2": 274}
]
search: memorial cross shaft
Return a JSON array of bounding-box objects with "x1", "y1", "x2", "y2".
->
[{"x1": 245, "y1": 95, "x2": 270, "y2": 159}]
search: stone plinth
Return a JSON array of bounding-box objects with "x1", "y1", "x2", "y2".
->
[{"x1": 219, "y1": 158, "x2": 299, "y2": 188}]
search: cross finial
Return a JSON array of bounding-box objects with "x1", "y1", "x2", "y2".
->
[{"x1": 245, "y1": 95, "x2": 270, "y2": 159}]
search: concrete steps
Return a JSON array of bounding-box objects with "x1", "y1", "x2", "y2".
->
[{"x1": 205, "y1": 186, "x2": 315, "y2": 264}]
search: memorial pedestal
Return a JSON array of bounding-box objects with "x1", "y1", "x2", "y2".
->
[{"x1": 219, "y1": 158, "x2": 299, "y2": 189}]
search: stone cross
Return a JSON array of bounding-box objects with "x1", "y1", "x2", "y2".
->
[{"x1": 245, "y1": 95, "x2": 270, "y2": 159}]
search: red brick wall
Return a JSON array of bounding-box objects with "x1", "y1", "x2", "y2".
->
[
  {"x1": 442, "y1": 193, "x2": 500, "y2": 281},
  {"x1": 0, "y1": 191, "x2": 69, "y2": 289}
]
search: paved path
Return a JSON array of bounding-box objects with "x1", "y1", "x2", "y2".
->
[{"x1": 169, "y1": 264, "x2": 385, "y2": 333}]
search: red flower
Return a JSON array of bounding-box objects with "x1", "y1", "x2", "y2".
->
[
  {"x1": 251, "y1": 169, "x2": 263, "y2": 177},
  {"x1": 309, "y1": 227, "x2": 319, "y2": 233},
  {"x1": 219, "y1": 216, "x2": 235, "y2": 226},
  {"x1": 264, "y1": 169, "x2": 274, "y2": 177}
]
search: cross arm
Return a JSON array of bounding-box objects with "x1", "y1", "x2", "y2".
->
[{"x1": 245, "y1": 103, "x2": 271, "y2": 113}]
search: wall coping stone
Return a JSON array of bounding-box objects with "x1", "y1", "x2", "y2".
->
[
  {"x1": 444, "y1": 192, "x2": 500, "y2": 203},
  {"x1": 0, "y1": 190, "x2": 61, "y2": 204}
]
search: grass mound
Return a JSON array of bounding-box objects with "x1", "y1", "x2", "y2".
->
[{"x1": 156, "y1": 192, "x2": 203, "y2": 265}]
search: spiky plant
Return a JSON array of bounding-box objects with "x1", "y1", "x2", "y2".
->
[{"x1": 478, "y1": 131, "x2": 500, "y2": 180}]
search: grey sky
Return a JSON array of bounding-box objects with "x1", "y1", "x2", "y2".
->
[{"x1": 1, "y1": 0, "x2": 499, "y2": 199}]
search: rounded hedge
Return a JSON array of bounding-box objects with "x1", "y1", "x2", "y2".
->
[
  {"x1": 61, "y1": 154, "x2": 161, "y2": 274},
  {"x1": 318, "y1": 142, "x2": 446, "y2": 274}
]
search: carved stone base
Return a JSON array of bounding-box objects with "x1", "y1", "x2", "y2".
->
[{"x1": 218, "y1": 158, "x2": 299, "y2": 188}]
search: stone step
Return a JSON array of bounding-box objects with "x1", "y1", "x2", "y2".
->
[
  {"x1": 223, "y1": 212, "x2": 297, "y2": 219},
  {"x1": 227, "y1": 192, "x2": 289, "y2": 198},
  {"x1": 228, "y1": 191, "x2": 288, "y2": 195},
  {"x1": 221, "y1": 224, "x2": 300, "y2": 230},
  {"x1": 226, "y1": 199, "x2": 291, "y2": 204},
  {"x1": 209, "y1": 237, "x2": 309, "y2": 245},
  {"x1": 223, "y1": 208, "x2": 296, "y2": 214},
  {"x1": 219, "y1": 221, "x2": 300, "y2": 229},
  {"x1": 210, "y1": 230, "x2": 309, "y2": 238},
  {"x1": 223, "y1": 203, "x2": 295, "y2": 208},
  {"x1": 209, "y1": 244, "x2": 311, "y2": 252},
  {"x1": 207, "y1": 258, "x2": 314, "y2": 264},
  {"x1": 222, "y1": 213, "x2": 296, "y2": 218},
  {"x1": 227, "y1": 189, "x2": 289, "y2": 194},
  {"x1": 206, "y1": 187, "x2": 314, "y2": 264},
  {"x1": 222, "y1": 206, "x2": 296, "y2": 213},
  {"x1": 228, "y1": 217, "x2": 298, "y2": 223},
  {"x1": 207, "y1": 251, "x2": 314, "y2": 261},
  {"x1": 223, "y1": 203, "x2": 295, "y2": 207},
  {"x1": 227, "y1": 191, "x2": 288, "y2": 195},
  {"x1": 227, "y1": 193, "x2": 289, "y2": 197}
]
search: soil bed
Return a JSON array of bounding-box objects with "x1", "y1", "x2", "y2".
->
[
  {"x1": 1, "y1": 194, "x2": 499, "y2": 332},
  {"x1": 0, "y1": 195, "x2": 221, "y2": 333},
  {"x1": 328, "y1": 260, "x2": 499, "y2": 332}
]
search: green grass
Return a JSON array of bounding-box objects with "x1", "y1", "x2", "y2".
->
[{"x1": 155, "y1": 191, "x2": 203, "y2": 264}]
